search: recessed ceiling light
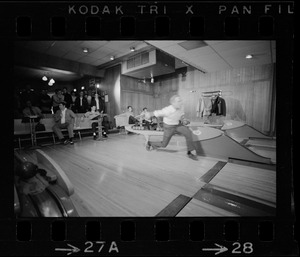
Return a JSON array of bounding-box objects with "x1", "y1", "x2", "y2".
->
[
  {"x1": 42, "y1": 75, "x2": 48, "y2": 81},
  {"x1": 245, "y1": 54, "x2": 253, "y2": 59},
  {"x1": 110, "y1": 56, "x2": 115, "y2": 60},
  {"x1": 130, "y1": 47, "x2": 135, "y2": 52},
  {"x1": 82, "y1": 48, "x2": 89, "y2": 53}
]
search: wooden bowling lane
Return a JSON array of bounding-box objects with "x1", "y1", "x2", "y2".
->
[
  {"x1": 173, "y1": 160, "x2": 276, "y2": 217},
  {"x1": 16, "y1": 133, "x2": 222, "y2": 216},
  {"x1": 202, "y1": 162, "x2": 276, "y2": 208},
  {"x1": 176, "y1": 157, "x2": 276, "y2": 217},
  {"x1": 15, "y1": 133, "x2": 276, "y2": 217},
  {"x1": 177, "y1": 198, "x2": 238, "y2": 217}
]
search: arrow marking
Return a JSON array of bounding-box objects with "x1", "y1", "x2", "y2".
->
[
  {"x1": 55, "y1": 244, "x2": 80, "y2": 255},
  {"x1": 203, "y1": 243, "x2": 228, "y2": 255}
]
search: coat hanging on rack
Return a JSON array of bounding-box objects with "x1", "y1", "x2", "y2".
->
[
  {"x1": 196, "y1": 97, "x2": 212, "y2": 117},
  {"x1": 196, "y1": 90, "x2": 226, "y2": 117},
  {"x1": 210, "y1": 95, "x2": 226, "y2": 116}
]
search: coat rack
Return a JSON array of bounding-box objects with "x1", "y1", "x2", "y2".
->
[{"x1": 201, "y1": 90, "x2": 222, "y2": 97}]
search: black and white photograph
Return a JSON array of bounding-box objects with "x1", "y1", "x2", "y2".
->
[{"x1": 13, "y1": 40, "x2": 278, "y2": 217}]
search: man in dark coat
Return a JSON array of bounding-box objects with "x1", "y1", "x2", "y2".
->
[{"x1": 74, "y1": 91, "x2": 89, "y2": 113}]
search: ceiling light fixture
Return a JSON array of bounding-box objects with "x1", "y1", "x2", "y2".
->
[
  {"x1": 42, "y1": 75, "x2": 48, "y2": 81},
  {"x1": 48, "y1": 81, "x2": 53, "y2": 86},
  {"x1": 49, "y1": 78, "x2": 55, "y2": 84},
  {"x1": 151, "y1": 77, "x2": 154, "y2": 83},
  {"x1": 83, "y1": 48, "x2": 89, "y2": 53},
  {"x1": 110, "y1": 56, "x2": 115, "y2": 60},
  {"x1": 245, "y1": 54, "x2": 253, "y2": 59},
  {"x1": 130, "y1": 47, "x2": 135, "y2": 52}
]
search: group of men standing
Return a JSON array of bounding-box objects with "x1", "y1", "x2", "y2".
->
[{"x1": 21, "y1": 86, "x2": 108, "y2": 145}]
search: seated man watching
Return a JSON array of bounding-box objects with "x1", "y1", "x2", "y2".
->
[
  {"x1": 22, "y1": 100, "x2": 44, "y2": 120},
  {"x1": 122, "y1": 106, "x2": 139, "y2": 124},
  {"x1": 139, "y1": 107, "x2": 151, "y2": 130},
  {"x1": 52, "y1": 101, "x2": 76, "y2": 145},
  {"x1": 84, "y1": 105, "x2": 108, "y2": 140}
]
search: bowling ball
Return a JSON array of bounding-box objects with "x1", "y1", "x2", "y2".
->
[
  {"x1": 16, "y1": 161, "x2": 38, "y2": 180},
  {"x1": 182, "y1": 120, "x2": 190, "y2": 126}
]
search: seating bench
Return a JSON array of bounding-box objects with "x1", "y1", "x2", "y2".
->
[{"x1": 14, "y1": 114, "x2": 103, "y2": 148}]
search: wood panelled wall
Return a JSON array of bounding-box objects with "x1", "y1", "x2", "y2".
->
[
  {"x1": 120, "y1": 75, "x2": 155, "y2": 116},
  {"x1": 152, "y1": 64, "x2": 275, "y2": 134},
  {"x1": 105, "y1": 63, "x2": 275, "y2": 134},
  {"x1": 100, "y1": 65, "x2": 121, "y2": 123}
]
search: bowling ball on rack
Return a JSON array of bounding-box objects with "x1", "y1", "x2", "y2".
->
[{"x1": 15, "y1": 161, "x2": 38, "y2": 180}]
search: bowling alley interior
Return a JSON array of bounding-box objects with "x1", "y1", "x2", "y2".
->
[{"x1": 13, "y1": 40, "x2": 280, "y2": 217}]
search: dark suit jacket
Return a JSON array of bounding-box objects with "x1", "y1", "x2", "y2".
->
[
  {"x1": 74, "y1": 97, "x2": 89, "y2": 113},
  {"x1": 63, "y1": 93, "x2": 73, "y2": 108},
  {"x1": 211, "y1": 96, "x2": 226, "y2": 116},
  {"x1": 91, "y1": 96, "x2": 105, "y2": 113}
]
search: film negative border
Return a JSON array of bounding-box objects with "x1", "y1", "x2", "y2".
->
[
  {"x1": 0, "y1": 0, "x2": 296, "y2": 256},
  {"x1": 0, "y1": 1, "x2": 294, "y2": 39},
  {"x1": 0, "y1": 218, "x2": 297, "y2": 255}
]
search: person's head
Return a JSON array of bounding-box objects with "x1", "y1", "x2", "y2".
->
[
  {"x1": 79, "y1": 91, "x2": 84, "y2": 97},
  {"x1": 55, "y1": 88, "x2": 62, "y2": 95},
  {"x1": 91, "y1": 105, "x2": 96, "y2": 112},
  {"x1": 26, "y1": 100, "x2": 32, "y2": 107},
  {"x1": 63, "y1": 87, "x2": 68, "y2": 93},
  {"x1": 127, "y1": 106, "x2": 133, "y2": 112},
  {"x1": 59, "y1": 101, "x2": 66, "y2": 111},
  {"x1": 143, "y1": 107, "x2": 148, "y2": 112},
  {"x1": 71, "y1": 91, "x2": 76, "y2": 96},
  {"x1": 170, "y1": 95, "x2": 183, "y2": 109}
]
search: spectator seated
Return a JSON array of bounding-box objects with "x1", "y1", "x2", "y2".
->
[{"x1": 14, "y1": 113, "x2": 104, "y2": 148}]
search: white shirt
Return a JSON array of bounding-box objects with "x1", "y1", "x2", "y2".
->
[
  {"x1": 95, "y1": 97, "x2": 99, "y2": 110},
  {"x1": 153, "y1": 105, "x2": 184, "y2": 125},
  {"x1": 61, "y1": 108, "x2": 66, "y2": 124},
  {"x1": 87, "y1": 95, "x2": 92, "y2": 105}
]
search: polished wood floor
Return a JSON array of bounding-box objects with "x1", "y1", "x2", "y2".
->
[{"x1": 16, "y1": 133, "x2": 276, "y2": 217}]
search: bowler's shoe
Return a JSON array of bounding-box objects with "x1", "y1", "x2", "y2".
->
[
  {"x1": 146, "y1": 141, "x2": 151, "y2": 151},
  {"x1": 187, "y1": 153, "x2": 198, "y2": 161}
]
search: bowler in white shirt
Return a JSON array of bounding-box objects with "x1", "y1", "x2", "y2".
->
[{"x1": 145, "y1": 95, "x2": 198, "y2": 161}]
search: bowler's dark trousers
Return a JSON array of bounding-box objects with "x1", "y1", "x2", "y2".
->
[{"x1": 149, "y1": 123, "x2": 195, "y2": 152}]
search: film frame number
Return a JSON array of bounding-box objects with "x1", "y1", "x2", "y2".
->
[
  {"x1": 232, "y1": 242, "x2": 254, "y2": 254},
  {"x1": 84, "y1": 241, "x2": 119, "y2": 254}
]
